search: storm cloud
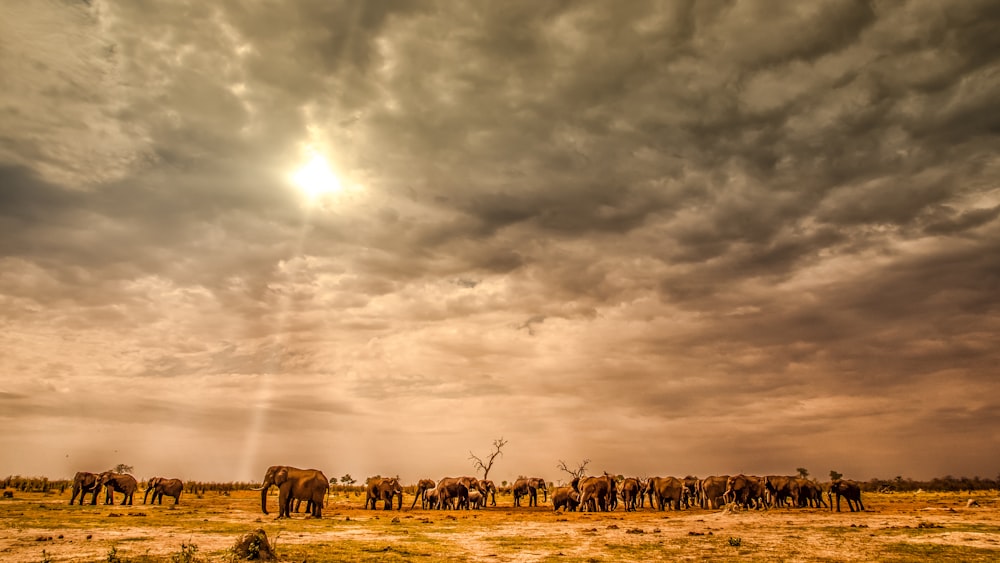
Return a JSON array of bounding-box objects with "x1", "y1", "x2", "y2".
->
[{"x1": 1, "y1": 0, "x2": 998, "y2": 483}]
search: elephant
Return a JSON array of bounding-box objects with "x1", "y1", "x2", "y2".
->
[
  {"x1": 724, "y1": 474, "x2": 766, "y2": 509},
  {"x1": 552, "y1": 486, "x2": 580, "y2": 512},
  {"x1": 70, "y1": 472, "x2": 101, "y2": 505},
  {"x1": 480, "y1": 479, "x2": 498, "y2": 506},
  {"x1": 512, "y1": 477, "x2": 540, "y2": 507},
  {"x1": 98, "y1": 472, "x2": 138, "y2": 506},
  {"x1": 411, "y1": 479, "x2": 437, "y2": 509},
  {"x1": 682, "y1": 477, "x2": 700, "y2": 508},
  {"x1": 424, "y1": 487, "x2": 441, "y2": 510},
  {"x1": 795, "y1": 478, "x2": 827, "y2": 508},
  {"x1": 764, "y1": 476, "x2": 798, "y2": 508},
  {"x1": 699, "y1": 475, "x2": 730, "y2": 509},
  {"x1": 468, "y1": 489, "x2": 485, "y2": 509},
  {"x1": 435, "y1": 477, "x2": 470, "y2": 510},
  {"x1": 828, "y1": 479, "x2": 864, "y2": 512},
  {"x1": 144, "y1": 477, "x2": 183, "y2": 505},
  {"x1": 646, "y1": 476, "x2": 685, "y2": 511},
  {"x1": 458, "y1": 476, "x2": 487, "y2": 509},
  {"x1": 573, "y1": 473, "x2": 616, "y2": 512},
  {"x1": 365, "y1": 477, "x2": 403, "y2": 510},
  {"x1": 619, "y1": 478, "x2": 642, "y2": 512},
  {"x1": 256, "y1": 465, "x2": 328, "y2": 518},
  {"x1": 529, "y1": 477, "x2": 548, "y2": 502}
]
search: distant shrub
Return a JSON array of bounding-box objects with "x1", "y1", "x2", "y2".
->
[
  {"x1": 170, "y1": 542, "x2": 199, "y2": 563},
  {"x1": 106, "y1": 545, "x2": 125, "y2": 563}
]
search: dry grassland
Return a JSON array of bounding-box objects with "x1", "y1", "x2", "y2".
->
[{"x1": 1, "y1": 489, "x2": 998, "y2": 562}]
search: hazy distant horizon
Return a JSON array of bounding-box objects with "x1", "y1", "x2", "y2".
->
[{"x1": 2, "y1": 2, "x2": 998, "y2": 485}]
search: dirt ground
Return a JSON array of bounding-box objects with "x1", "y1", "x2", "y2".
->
[{"x1": 1, "y1": 489, "x2": 998, "y2": 562}]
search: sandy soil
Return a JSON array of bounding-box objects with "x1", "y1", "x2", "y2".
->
[{"x1": 1, "y1": 490, "x2": 998, "y2": 561}]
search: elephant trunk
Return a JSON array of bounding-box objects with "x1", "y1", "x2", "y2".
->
[
  {"x1": 143, "y1": 487, "x2": 151, "y2": 504},
  {"x1": 260, "y1": 483, "x2": 271, "y2": 514}
]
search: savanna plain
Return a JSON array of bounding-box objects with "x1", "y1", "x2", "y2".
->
[{"x1": 1, "y1": 489, "x2": 998, "y2": 562}]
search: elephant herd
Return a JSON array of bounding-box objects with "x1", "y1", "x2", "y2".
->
[
  {"x1": 408, "y1": 476, "x2": 506, "y2": 510},
  {"x1": 69, "y1": 467, "x2": 866, "y2": 520},
  {"x1": 365, "y1": 473, "x2": 863, "y2": 515},
  {"x1": 546, "y1": 473, "x2": 864, "y2": 513},
  {"x1": 69, "y1": 471, "x2": 183, "y2": 506}
]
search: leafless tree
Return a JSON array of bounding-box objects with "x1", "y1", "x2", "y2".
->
[
  {"x1": 556, "y1": 459, "x2": 590, "y2": 479},
  {"x1": 469, "y1": 437, "x2": 508, "y2": 480}
]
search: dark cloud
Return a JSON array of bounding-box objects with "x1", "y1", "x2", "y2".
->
[{"x1": 1, "y1": 0, "x2": 998, "y2": 481}]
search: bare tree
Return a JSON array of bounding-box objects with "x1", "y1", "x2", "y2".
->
[
  {"x1": 470, "y1": 437, "x2": 508, "y2": 480},
  {"x1": 556, "y1": 459, "x2": 590, "y2": 479}
]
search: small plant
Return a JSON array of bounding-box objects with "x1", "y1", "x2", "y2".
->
[
  {"x1": 40, "y1": 549, "x2": 53, "y2": 563},
  {"x1": 171, "y1": 542, "x2": 199, "y2": 563},
  {"x1": 728, "y1": 537, "x2": 742, "y2": 547},
  {"x1": 107, "y1": 545, "x2": 126, "y2": 563}
]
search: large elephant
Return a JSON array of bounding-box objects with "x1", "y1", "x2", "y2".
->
[
  {"x1": 365, "y1": 477, "x2": 403, "y2": 510},
  {"x1": 551, "y1": 486, "x2": 580, "y2": 512},
  {"x1": 435, "y1": 477, "x2": 470, "y2": 510},
  {"x1": 795, "y1": 478, "x2": 827, "y2": 508},
  {"x1": 448, "y1": 476, "x2": 484, "y2": 509},
  {"x1": 512, "y1": 477, "x2": 540, "y2": 507},
  {"x1": 144, "y1": 477, "x2": 183, "y2": 505},
  {"x1": 828, "y1": 479, "x2": 864, "y2": 512},
  {"x1": 619, "y1": 477, "x2": 641, "y2": 512},
  {"x1": 480, "y1": 479, "x2": 498, "y2": 506},
  {"x1": 99, "y1": 472, "x2": 138, "y2": 506},
  {"x1": 411, "y1": 479, "x2": 437, "y2": 509},
  {"x1": 646, "y1": 476, "x2": 685, "y2": 511},
  {"x1": 256, "y1": 466, "x2": 328, "y2": 518},
  {"x1": 573, "y1": 473, "x2": 616, "y2": 512},
  {"x1": 70, "y1": 472, "x2": 101, "y2": 505},
  {"x1": 529, "y1": 477, "x2": 548, "y2": 502},
  {"x1": 699, "y1": 475, "x2": 730, "y2": 509},
  {"x1": 764, "y1": 476, "x2": 798, "y2": 508},
  {"x1": 724, "y1": 474, "x2": 765, "y2": 509}
]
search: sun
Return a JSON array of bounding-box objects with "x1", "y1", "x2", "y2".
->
[{"x1": 291, "y1": 152, "x2": 341, "y2": 199}]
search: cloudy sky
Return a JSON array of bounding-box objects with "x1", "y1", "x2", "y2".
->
[{"x1": 2, "y1": 1, "x2": 998, "y2": 485}]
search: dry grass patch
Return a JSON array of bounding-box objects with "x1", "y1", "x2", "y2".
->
[{"x1": 1, "y1": 491, "x2": 999, "y2": 561}]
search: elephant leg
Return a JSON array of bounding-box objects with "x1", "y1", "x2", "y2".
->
[{"x1": 277, "y1": 489, "x2": 288, "y2": 518}]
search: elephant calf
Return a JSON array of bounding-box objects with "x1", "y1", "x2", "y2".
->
[{"x1": 552, "y1": 487, "x2": 580, "y2": 512}]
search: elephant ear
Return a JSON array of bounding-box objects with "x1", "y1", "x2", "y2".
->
[{"x1": 275, "y1": 467, "x2": 289, "y2": 485}]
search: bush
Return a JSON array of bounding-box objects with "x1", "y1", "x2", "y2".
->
[{"x1": 171, "y1": 543, "x2": 199, "y2": 563}]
